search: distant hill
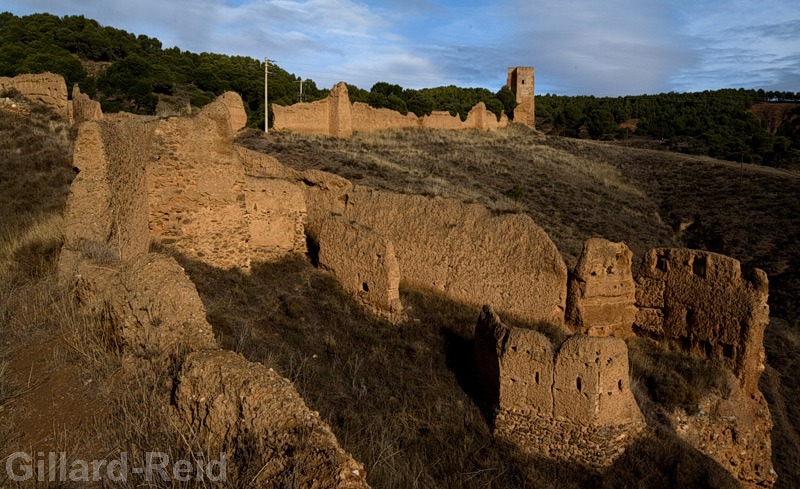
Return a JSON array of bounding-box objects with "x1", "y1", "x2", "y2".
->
[
  {"x1": 0, "y1": 12, "x2": 516, "y2": 128},
  {"x1": 536, "y1": 91, "x2": 800, "y2": 168},
  {"x1": 2, "y1": 11, "x2": 798, "y2": 168}
]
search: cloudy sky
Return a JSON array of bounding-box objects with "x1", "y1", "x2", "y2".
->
[{"x1": 4, "y1": 0, "x2": 800, "y2": 96}]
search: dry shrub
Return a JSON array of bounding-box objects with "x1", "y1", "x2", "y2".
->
[{"x1": 627, "y1": 337, "x2": 735, "y2": 413}]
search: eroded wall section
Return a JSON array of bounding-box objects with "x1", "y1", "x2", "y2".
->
[
  {"x1": 273, "y1": 82, "x2": 508, "y2": 137},
  {"x1": 338, "y1": 188, "x2": 567, "y2": 326},
  {"x1": 473, "y1": 306, "x2": 643, "y2": 467},
  {"x1": 566, "y1": 238, "x2": 637, "y2": 337},
  {"x1": 634, "y1": 248, "x2": 769, "y2": 396}
]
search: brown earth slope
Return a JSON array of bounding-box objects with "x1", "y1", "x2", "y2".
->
[{"x1": 239, "y1": 125, "x2": 800, "y2": 488}]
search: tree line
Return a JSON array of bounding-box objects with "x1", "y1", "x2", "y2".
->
[
  {"x1": 0, "y1": 11, "x2": 327, "y2": 129},
  {"x1": 2, "y1": 12, "x2": 798, "y2": 168},
  {"x1": 536, "y1": 90, "x2": 800, "y2": 168}
]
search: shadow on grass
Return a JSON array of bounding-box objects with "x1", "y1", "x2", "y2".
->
[{"x1": 167, "y1": 249, "x2": 744, "y2": 489}]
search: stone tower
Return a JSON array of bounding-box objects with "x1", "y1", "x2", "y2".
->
[{"x1": 507, "y1": 67, "x2": 535, "y2": 127}]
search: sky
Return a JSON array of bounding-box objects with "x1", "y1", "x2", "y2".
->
[{"x1": 3, "y1": 0, "x2": 800, "y2": 96}]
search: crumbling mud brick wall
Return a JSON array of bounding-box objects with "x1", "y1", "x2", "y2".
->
[
  {"x1": 273, "y1": 82, "x2": 508, "y2": 137},
  {"x1": 474, "y1": 306, "x2": 555, "y2": 417},
  {"x1": 351, "y1": 101, "x2": 419, "y2": 132},
  {"x1": 60, "y1": 114, "x2": 153, "y2": 279},
  {"x1": 243, "y1": 175, "x2": 307, "y2": 259},
  {"x1": 566, "y1": 238, "x2": 637, "y2": 338},
  {"x1": 465, "y1": 102, "x2": 509, "y2": 131},
  {"x1": 634, "y1": 248, "x2": 769, "y2": 397},
  {"x1": 338, "y1": 188, "x2": 567, "y2": 326},
  {"x1": 272, "y1": 96, "x2": 330, "y2": 134},
  {"x1": 318, "y1": 215, "x2": 404, "y2": 321},
  {"x1": 507, "y1": 67, "x2": 535, "y2": 127},
  {"x1": 216, "y1": 91, "x2": 247, "y2": 132},
  {"x1": 174, "y1": 350, "x2": 370, "y2": 488},
  {"x1": 148, "y1": 94, "x2": 307, "y2": 269},
  {"x1": 71, "y1": 84, "x2": 102, "y2": 123},
  {"x1": 0, "y1": 72, "x2": 70, "y2": 120},
  {"x1": 58, "y1": 96, "x2": 372, "y2": 488},
  {"x1": 148, "y1": 101, "x2": 251, "y2": 269},
  {"x1": 552, "y1": 334, "x2": 643, "y2": 426},
  {"x1": 474, "y1": 306, "x2": 643, "y2": 467}
]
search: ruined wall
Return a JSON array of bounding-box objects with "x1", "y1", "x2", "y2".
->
[
  {"x1": 474, "y1": 306, "x2": 643, "y2": 467},
  {"x1": 672, "y1": 387, "x2": 776, "y2": 488},
  {"x1": 507, "y1": 67, "x2": 535, "y2": 127},
  {"x1": 148, "y1": 95, "x2": 307, "y2": 269},
  {"x1": 0, "y1": 72, "x2": 70, "y2": 120},
  {"x1": 174, "y1": 350, "x2": 370, "y2": 488},
  {"x1": 216, "y1": 91, "x2": 247, "y2": 132},
  {"x1": 272, "y1": 97, "x2": 329, "y2": 134},
  {"x1": 58, "y1": 96, "x2": 372, "y2": 488},
  {"x1": 318, "y1": 215, "x2": 404, "y2": 321},
  {"x1": 474, "y1": 306, "x2": 554, "y2": 417},
  {"x1": 466, "y1": 102, "x2": 510, "y2": 131},
  {"x1": 338, "y1": 188, "x2": 567, "y2": 326},
  {"x1": 553, "y1": 335, "x2": 643, "y2": 426},
  {"x1": 71, "y1": 84, "x2": 102, "y2": 123},
  {"x1": 634, "y1": 248, "x2": 769, "y2": 396},
  {"x1": 420, "y1": 111, "x2": 465, "y2": 130},
  {"x1": 351, "y1": 102, "x2": 419, "y2": 132},
  {"x1": 273, "y1": 82, "x2": 508, "y2": 137},
  {"x1": 566, "y1": 238, "x2": 637, "y2": 337},
  {"x1": 60, "y1": 114, "x2": 152, "y2": 280},
  {"x1": 244, "y1": 176, "x2": 307, "y2": 259}
]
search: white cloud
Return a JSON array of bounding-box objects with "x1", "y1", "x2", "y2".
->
[{"x1": 4, "y1": 0, "x2": 800, "y2": 94}]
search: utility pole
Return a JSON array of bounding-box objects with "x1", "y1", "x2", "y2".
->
[
  {"x1": 264, "y1": 57, "x2": 269, "y2": 134},
  {"x1": 299, "y1": 77, "x2": 303, "y2": 102}
]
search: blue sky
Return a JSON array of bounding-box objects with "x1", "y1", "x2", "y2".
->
[{"x1": 3, "y1": 0, "x2": 800, "y2": 96}]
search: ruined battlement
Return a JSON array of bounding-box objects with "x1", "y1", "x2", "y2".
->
[
  {"x1": 273, "y1": 82, "x2": 508, "y2": 137},
  {"x1": 566, "y1": 238, "x2": 637, "y2": 338}
]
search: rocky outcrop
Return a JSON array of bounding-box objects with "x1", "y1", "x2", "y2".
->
[
  {"x1": 0, "y1": 72, "x2": 70, "y2": 120},
  {"x1": 71, "y1": 84, "x2": 102, "y2": 123},
  {"x1": 273, "y1": 82, "x2": 508, "y2": 137},
  {"x1": 474, "y1": 306, "x2": 643, "y2": 467},
  {"x1": 566, "y1": 238, "x2": 637, "y2": 337},
  {"x1": 174, "y1": 350, "x2": 369, "y2": 488},
  {"x1": 634, "y1": 248, "x2": 769, "y2": 397},
  {"x1": 318, "y1": 215, "x2": 404, "y2": 322}
]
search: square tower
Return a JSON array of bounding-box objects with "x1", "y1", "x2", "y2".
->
[{"x1": 507, "y1": 67, "x2": 535, "y2": 127}]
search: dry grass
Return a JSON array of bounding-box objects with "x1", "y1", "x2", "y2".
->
[
  {"x1": 239, "y1": 126, "x2": 678, "y2": 269},
  {"x1": 3, "y1": 102, "x2": 798, "y2": 487},
  {"x1": 240, "y1": 125, "x2": 800, "y2": 487},
  {"x1": 172, "y1": 251, "x2": 740, "y2": 488}
]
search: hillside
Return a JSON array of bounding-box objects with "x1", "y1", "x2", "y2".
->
[
  {"x1": 236, "y1": 126, "x2": 800, "y2": 487},
  {"x1": 2, "y1": 84, "x2": 799, "y2": 485},
  {"x1": 3, "y1": 12, "x2": 799, "y2": 168}
]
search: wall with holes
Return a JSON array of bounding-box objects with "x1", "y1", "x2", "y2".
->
[
  {"x1": 474, "y1": 306, "x2": 643, "y2": 427},
  {"x1": 634, "y1": 248, "x2": 769, "y2": 396}
]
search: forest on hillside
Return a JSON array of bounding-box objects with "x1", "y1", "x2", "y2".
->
[
  {"x1": 536, "y1": 92, "x2": 800, "y2": 167},
  {"x1": 1, "y1": 12, "x2": 799, "y2": 168}
]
